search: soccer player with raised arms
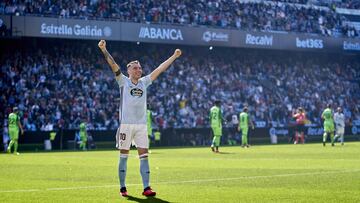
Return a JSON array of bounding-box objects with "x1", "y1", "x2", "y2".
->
[{"x1": 98, "y1": 40, "x2": 181, "y2": 197}]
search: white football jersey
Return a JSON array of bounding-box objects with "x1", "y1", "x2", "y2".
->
[
  {"x1": 116, "y1": 74, "x2": 152, "y2": 124},
  {"x1": 334, "y1": 112, "x2": 345, "y2": 128}
]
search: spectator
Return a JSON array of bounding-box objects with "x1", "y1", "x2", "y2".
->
[
  {"x1": 0, "y1": 18, "x2": 7, "y2": 36},
  {"x1": 0, "y1": 40, "x2": 359, "y2": 130},
  {"x1": 0, "y1": 0, "x2": 358, "y2": 38}
]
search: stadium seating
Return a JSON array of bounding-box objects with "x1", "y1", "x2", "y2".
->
[
  {"x1": 1, "y1": 39, "x2": 359, "y2": 130},
  {"x1": 0, "y1": 0, "x2": 358, "y2": 38}
]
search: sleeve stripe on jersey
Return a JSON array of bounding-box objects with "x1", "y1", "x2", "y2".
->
[{"x1": 119, "y1": 86, "x2": 124, "y2": 122}]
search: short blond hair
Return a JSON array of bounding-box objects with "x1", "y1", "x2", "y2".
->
[{"x1": 127, "y1": 60, "x2": 140, "y2": 68}]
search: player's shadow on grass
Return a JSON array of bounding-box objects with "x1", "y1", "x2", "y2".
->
[
  {"x1": 126, "y1": 195, "x2": 171, "y2": 203},
  {"x1": 217, "y1": 152, "x2": 234, "y2": 154}
]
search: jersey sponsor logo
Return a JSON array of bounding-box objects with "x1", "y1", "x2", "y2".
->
[
  {"x1": 40, "y1": 23, "x2": 112, "y2": 37},
  {"x1": 245, "y1": 34, "x2": 273, "y2": 46},
  {"x1": 296, "y1": 37, "x2": 323, "y2": 49},
  {"x1": 130, "y1": 88, "x2": 144, "y2": 97},
  {"x1": 202, "y1": 31, "x2": 229, "y2": 42},
  {"x1": 343, "y1": 41, "x2": 360, "y2": 51},
  {"x1": 139, "y1": 27, "x2": 183, "y2": 41}
]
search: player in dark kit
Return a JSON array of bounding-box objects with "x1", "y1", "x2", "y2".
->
[{"x1": 292, "y1": 107, "x2": 306, "y2": 144}]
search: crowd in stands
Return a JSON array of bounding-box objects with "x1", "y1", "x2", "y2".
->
[
  {"x1": 315, "y1": 0, "x2": 360, "y2": 10},
  {"x1": 1, "y1": 39, "x2": 359, "y2": 131},
  {"x1": 270, "y1": 0, "x2": 360, "y2": 10},
  {"x1": 0, "y1": 0, "x2": 358, "y2": 38}
]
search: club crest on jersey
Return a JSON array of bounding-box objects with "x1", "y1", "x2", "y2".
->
[{"x1": 130, "y1": 88, "x2": 143, "y2": 97}]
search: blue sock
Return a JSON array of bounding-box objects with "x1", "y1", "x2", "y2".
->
[
  {"x1": 140, "y1": 154, "x2": 150, "y2": 189},
  {"x1": 119, "y1": 154, "x2": 128, "y2": 188}
]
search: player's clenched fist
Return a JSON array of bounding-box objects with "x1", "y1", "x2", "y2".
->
[
  {"x1": 174, "y1": 49, "x2": 182, "y2": 58},
  {"x1": 98, "y1": 40, "x2": 106, "y2": 50}
]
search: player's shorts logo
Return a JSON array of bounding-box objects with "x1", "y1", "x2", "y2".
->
[{"x1": 130, "y1": 88, "x2": 143, "y2": 97}]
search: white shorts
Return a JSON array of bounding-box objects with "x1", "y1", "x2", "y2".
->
[
  {"x1": 116, "y1": 124, "x2": 148, "y2": 150},
  {"x1": 336, "y1": 127, "x2": 345, "y2": 135}
]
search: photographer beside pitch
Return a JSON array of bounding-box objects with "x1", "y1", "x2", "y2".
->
[{"x1": 98, "y1": 40, "x2": 181, "y2": 197}]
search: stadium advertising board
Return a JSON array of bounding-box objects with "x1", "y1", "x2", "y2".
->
[
  {"x1": 269, "y1": 127, "x2": 289, "y2": 137},
  {"x1": 120, "y1": 23, "x2": 235, "y2": 47},
  {"x1": 242, "y1": 32, "x2": 274, "y2": 48},
  {"x1": 352, "y1": 120, "x2": 360, "y2": 135},
  {"x1": 295, "y1": 36, "x2": 324, "y2": 49},
  {"x1": 202, "y1": 30, "x2": 230, "y2": 43},
  {"x1": 0, "y1": 15, "x2": 10, "y2": 28},
  {"x1": 269, "y1": 125, "x2": 357, "y2": 139},
  {"x1": 199, "y1": 29, "x2": 234, "y2": 47},
  {"x1": 18, "y1": 125, "x2": 358, "y2": 148},
  {"x1": 5, "y1": 15, "x2": 360, "y2": 53},
  {"x1": 120, "y1": 22, "x2": 187, "y2": 45},
  {"x1": 11, "y1": 16, "x2": 119, "y2": 40},
  {"x1": 343, "y1": 40, "x2": 360, "y2": 51}
]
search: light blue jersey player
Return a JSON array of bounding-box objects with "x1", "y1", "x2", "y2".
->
[
  {"x1": 98, "y1": 40, "x2": 182, "y2": 198},
  {"x1": 334, "y1": 107, "x2": 345, "y2": 145},
  {"x1": 116, "y1": 73, "x2": 151, "y2": 125},
  {"x1": 115, "y1": 73, "x2": 152, "y2": 151}
]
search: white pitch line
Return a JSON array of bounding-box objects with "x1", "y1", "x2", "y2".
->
[
  {"x1": 168, "y1": 169, "x2": 360, "y2": 184},
  {"x1": 46, "y1": 184, "x2": 120, "y2": 191},
  {"x1": 1, "y1": 169, "x2": 359, "y2": 193},
  {"x1": 0, "y1": 189, "x2": 41, "y2": 193}
]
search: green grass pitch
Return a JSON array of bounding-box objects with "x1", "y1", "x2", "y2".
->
[{"x1": 1, "y1": 142, "x2": 360, "y2": 203}]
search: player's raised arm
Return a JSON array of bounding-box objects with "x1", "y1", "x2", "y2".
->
[
  {"x1": 150, "y1": 49, "x2": 182, "y2": 81},
  {"x1": 98, "y1": 40, "x2": 121, "y2": 77}
]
